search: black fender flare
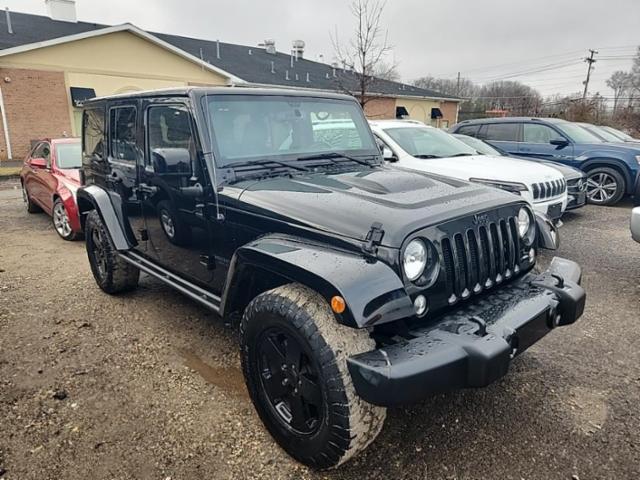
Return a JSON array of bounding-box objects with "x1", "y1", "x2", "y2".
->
[
  {"x1": 534, "y1": 211, "x2": 559, "y2": 250},
  {"x1": 581, "y1": 158, "x2": 635, "y2": 193},
  {"x1": 76, "y1": 185, "x2": 136, "y2": 250},
  {"x1": 220, "y1": 235, "x2": 414, "y2": 329}
]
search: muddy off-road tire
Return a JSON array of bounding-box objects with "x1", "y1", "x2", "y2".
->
[
  {"x1": 240, "y1": 283, "x2": 386, "y2": 469},
  {"x1": 85, "y1": 210, "x2": 139, "y2": 294}
]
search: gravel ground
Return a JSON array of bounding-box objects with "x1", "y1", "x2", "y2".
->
[{"x1": 1, "y1": 177, "x2": 639, "y2": 480}]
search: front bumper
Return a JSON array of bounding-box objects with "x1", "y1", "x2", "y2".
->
[
  {"x1": 566, "y1": 188, "x2": 586, "y2": 210},
  {"x1": 347, "y1": 257, "x2": 585, "y2": 406},
  {"x1": 531, "y1": 196, "x2": 568, "y2": 220}
]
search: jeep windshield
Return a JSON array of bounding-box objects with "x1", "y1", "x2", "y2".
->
[
  {"x1": 202, "y1": 94, "x2": 379, "y2": 169},
  {"x1": 384, "y1": 126, "x2": 478, "y2": 159}
]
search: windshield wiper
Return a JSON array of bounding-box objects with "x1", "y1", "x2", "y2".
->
[
  {"x1": 296, "y1": 152, "x2": 373, "y2": 166},
  {"x1": 230, "y1": 159, "x2": 309, "y2": 172},
  {"x1": 450, "y1": 153, "x2": 475, "y2": 157},
  {"x1": 413, "y1": 154, "x2": 441, "y2": 159}
]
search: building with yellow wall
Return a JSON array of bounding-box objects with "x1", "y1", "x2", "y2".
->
[{"x1": 0, "y1": 3, "x2": 460, "y2": 160}]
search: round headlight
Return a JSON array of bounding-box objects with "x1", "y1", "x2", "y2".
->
[
  {"x1": 403, "y1": 239, "x2": 427, "y2": 281},
  {"x1": 517, "y1": 207, "x2": 531, "y2": 238}
]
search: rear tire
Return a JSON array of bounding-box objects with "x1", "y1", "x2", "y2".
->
[
  {"x1": 22, "y1": 183, "x2": 42, "y2": 213},
  {"x1": 85, "y1": 210, "x2": 139, "y2": 294},
  {"x1": 585, "y1": 167, "x2": 625, "y2": 205},
  {"x1": 240, "y1": 283, "x2": 386, "y2": 469}
]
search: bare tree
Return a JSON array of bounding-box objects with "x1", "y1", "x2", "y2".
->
[
  {"x1": 331, "y1": 0, "x2": 395, "y2": 107},
  {"x1": 606, "y1": 71, "x2": 632, "y2": 113}
]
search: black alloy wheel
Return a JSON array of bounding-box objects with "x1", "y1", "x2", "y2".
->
[{"x1": 257, "y1": 326, "x2": 324, "y2": 435}]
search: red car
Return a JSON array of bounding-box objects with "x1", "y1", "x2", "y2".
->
[{"x1": 20, "y1": 138, "x2": 82, "y2": 240}]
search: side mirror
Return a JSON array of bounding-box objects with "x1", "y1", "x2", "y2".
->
[
  {"x1": 550, "y1": 138, "x2": 569, "y2": 148},
  {"x1": 151, "y1": 148, "x2": 193, "y2": 176},
  {"x1": 30, "y1": 157, "x2": 47, "y2": 169},
  {"x1": 382, "y1": 147, "x2": 397, "y2": 162}
]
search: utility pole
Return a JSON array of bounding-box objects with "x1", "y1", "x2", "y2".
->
[
  {"x1": 582, "y1": 49, "x2": 598, "y2": 100},
  {"x1": 456, "y1": 72, "x2": 461, "y2": 96}
]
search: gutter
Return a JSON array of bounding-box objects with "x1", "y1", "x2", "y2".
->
[{"x1": 0, "y1": 86, "x2": 12, "y2": 162}]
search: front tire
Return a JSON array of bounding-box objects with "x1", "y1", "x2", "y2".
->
[
  {"x1": 85, "y1": 210, "x2": 139, "y2": 294},
  {"x1": 240, "y1": 284, "x2": 386, "y2": 469},
  {"x1": 52, "y1": 198, "x2": 80, "y2": 241},
  {"x1": 585, "y1": 167, "x2": 625, "y2": 205}
]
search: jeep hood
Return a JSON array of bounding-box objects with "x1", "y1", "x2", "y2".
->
[
  {"x1": 234, "y1": 166, "x2": 519, "y2": 248},
  {"x1": 398, "y1": 154, "x2": 564, "y2": 186}
]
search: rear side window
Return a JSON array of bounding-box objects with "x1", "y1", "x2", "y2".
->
[
  {"x1": 523, "y1": 123, "x2": 560, "y2": 143},
  {"x1": 455, "y1": 124, "x2": 480, "y2": 136},
  {"x1": 480, "y1": 123, "x2": 519, "y2": 142},
  {"x1": 82, "y1": 108, "x2": 105, "y2": 160},
  {"x1": 109, "y1": 106, "x2": 137, "y2": 162}
]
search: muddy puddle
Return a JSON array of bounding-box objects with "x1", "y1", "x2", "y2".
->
[{"x1": 180, "y1": 349, "x2": 249, "y2": 398}]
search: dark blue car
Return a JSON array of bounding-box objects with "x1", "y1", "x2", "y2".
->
[{"x1": 451, "y1": 117, "x2": 640, "y2": 205}]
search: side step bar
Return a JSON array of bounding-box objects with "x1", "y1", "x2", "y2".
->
[{"x1": 119, "y1": 250, "x2": 221, "y2": 313}]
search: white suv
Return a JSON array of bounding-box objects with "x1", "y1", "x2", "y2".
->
[{"x1": 370, "y1": 120, "x2": 568, "y2": 219}]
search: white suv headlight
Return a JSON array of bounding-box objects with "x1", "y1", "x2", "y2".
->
[{"x1": 403, "y1": 239, "x2": 427, "y2": 281}]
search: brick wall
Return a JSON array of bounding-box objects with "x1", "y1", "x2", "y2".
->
[
  {"x1": 0, "y1": 68, "x2": 72, "y2": 161},
  {"x1": 363, "y1": 97, "x2": 396, "y2": 120},
  {"x1": 439, "y1": 101, "x2": 459, "y2": 128}
]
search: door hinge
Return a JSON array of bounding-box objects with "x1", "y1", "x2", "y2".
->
[{"x1": 362, "y1": 222, "x2": 384, "y2": 255}]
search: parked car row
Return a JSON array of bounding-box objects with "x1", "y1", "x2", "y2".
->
[{"x1": 450, "y1": 117, "x2": 640, "y2": 206}]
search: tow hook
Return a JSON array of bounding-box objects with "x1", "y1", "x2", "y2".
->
[{"x1": 532, "y1": 273, "x2": 586, "y2": 326}]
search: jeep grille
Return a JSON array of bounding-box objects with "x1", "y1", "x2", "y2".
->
[
  {"x1": 441, "y1": 216, "x2": 521, "y2": 305},
  {"x1": 532, "y1": 179, "x2": 566, "y2": 200}
]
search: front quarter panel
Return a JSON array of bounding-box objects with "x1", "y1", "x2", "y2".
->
[{"x1": 221, "y1": 235, "x2": 414, "y2": 328}]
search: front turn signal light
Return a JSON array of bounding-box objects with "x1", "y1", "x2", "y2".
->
[{"x1": 331, "y1": 296, "x2": 346, "y2": 314}]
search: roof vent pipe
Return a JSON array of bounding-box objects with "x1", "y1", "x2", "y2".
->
[
  {"x1": 285, "y1": 70, "x2": 290, "y2": 80},
  {"x1": 216, "y1": 39, "x2": 220, "y2": 59},
  {"x1": 45, "y1": 0, "x2": 77, "y2": 23},
  {"x1": 292, "y1": 40, "x2": 305, "y2": 60},
  {"x1": 260, "y1": 39, "x2": 277, "y2": 54},
  {"x1": 271, "y1": 61, "x2": 275, "y2": 74},
  {"x1": 306, "y1": 72, "x2": 310, "y2": 82},
  {"x1": 5, "y1": 8, "x2": 12, "y2": 34}
]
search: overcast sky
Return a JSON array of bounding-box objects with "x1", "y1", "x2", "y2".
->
[{"x1": 5, "y1": 0, "x2": 640, "y2": 98}]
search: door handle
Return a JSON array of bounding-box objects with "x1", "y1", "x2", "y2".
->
[{"x1": 138, "y1": 183, "x2": 158, "y2": 195}]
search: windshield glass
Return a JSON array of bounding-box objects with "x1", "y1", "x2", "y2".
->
[
  {"x1": 586, "y1": 125, "x2": 622, "y2": 142},
  {"x1": 604, "y1": 126, "x2": 635, "y2": 141},
  {"x1": 55, "y1": 142, "x2": 82, "y2": 169},
  {"x1": 384, "y1": 126, "x2": 477, "y2": 158},
  {"x1": 556, "y1": 123, "x2": 603, "y2": 143},
  {"x1": 202, "y1": 95, "x2": 378, "y2": 166},
  {"x1": 453, "y1": 134, "x2": 503, "y2": 156}
]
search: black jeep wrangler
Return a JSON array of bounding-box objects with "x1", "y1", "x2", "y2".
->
[{"x1": 77, "y1": 87, "x2": 585, "y2": 469}]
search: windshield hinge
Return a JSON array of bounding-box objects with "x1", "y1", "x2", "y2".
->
[{"x1": 362, "y1": 222, "x2": 385, "y2": 255}]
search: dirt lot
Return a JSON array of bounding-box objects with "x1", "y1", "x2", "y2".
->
[{"x1": 1, "y1": 177, "x2": 639, "y2": 480}]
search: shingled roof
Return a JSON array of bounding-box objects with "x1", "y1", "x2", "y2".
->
[{"x1": 0, "y1": 10, "x2": 460, "y2": 101}]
